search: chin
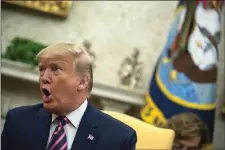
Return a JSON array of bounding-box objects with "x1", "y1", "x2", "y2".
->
[
  {"x1": 43, "y1": 102, "x2": 57, "y2": 113},
  {"x1": 44, "y1": 103, "x2": 65, "y2": 116}
]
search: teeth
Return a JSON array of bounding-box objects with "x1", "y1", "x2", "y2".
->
[{"x1": 42, "y1": 88, "x2": 50, "y2": 96}]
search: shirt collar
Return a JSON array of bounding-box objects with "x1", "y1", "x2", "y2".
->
[{"x1": 52, "y1": 99, "x2": 88, "y2": 128}]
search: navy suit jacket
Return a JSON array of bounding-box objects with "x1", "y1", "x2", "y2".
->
[{"x1": 1, "y1": 102, "x2": 137, "y2": 150}]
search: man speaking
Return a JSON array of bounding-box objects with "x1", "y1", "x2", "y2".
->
[{"x1": 1, "y1": 43, "x2": 137, "y2": 150}]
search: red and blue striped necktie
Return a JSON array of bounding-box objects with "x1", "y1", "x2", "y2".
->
[{"x1": 47, "y1": 116, "x2": 69, "y2": 150}]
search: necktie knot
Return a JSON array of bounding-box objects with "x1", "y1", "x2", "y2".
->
[{"x1": 55, "y1": 116, "x2": 69, "y2": 126}]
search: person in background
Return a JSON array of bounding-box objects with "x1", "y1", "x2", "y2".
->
[
  {"x1": 1, "y1": 43, "x2": 137, "y2": 150},
  {"x1": 165, "y1": 112, "x2": 211, "y2": 150}
]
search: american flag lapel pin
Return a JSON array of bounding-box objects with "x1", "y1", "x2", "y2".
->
[{"x1": 87, "y1": 134, "x2": 94, "y2": 141}]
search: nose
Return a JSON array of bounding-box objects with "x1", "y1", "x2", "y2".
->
[{"x1": 41, "y1": 69, "x2": 51, "y2": 84}]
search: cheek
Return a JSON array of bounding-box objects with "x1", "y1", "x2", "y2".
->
[
  {"x1": 51, "y1": 77, "x2": 78, "y2": 95},
  {"x1": 67, "y1": 78, "x2": 79, "y2": 91}
]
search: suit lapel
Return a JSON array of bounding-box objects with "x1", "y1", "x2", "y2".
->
[
  {"x1": 34, "y1": 105, "x2": 52, "y2": 150},
  {"x1": 71, "y1": 103, "x2": 100, "y2": 150}
]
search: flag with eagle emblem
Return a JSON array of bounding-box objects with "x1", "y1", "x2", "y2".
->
[{"x1": 140, "y1": 0, "x2": 224, "y2": 147}]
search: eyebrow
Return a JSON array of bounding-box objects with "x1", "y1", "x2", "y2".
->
[
  {"x1": 38, "y1": 61, "x2": 67, "y2": 66},
  {"x1": 51, "y1": 61, "x2": 67, "y2": 65}
]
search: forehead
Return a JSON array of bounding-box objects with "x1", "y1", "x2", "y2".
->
[
  {"x1": 179, "y1": 136, "x2": 201, "y2": 147},
  {"x1": 38, "y1": 53, "x2": 74, "y2": 65}
]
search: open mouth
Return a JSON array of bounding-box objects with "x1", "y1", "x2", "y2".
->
[{"x1": 42, "y1": 88, "x2": 51, "y2": 97}]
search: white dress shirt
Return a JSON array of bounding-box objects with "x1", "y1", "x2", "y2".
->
[{"x1": 47, "y1": 100, "x2": 88, "y2": 150}]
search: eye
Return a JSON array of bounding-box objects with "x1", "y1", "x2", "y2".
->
[
  {"x1": 38, "y1": 66, "x2": 45, "y2": 76},
  {"x1": 51, "y1": 64, "x2": 61, "y2": 71},
  {"x1": 39, "y1": 66, "x2": 44, "y2": 72}
]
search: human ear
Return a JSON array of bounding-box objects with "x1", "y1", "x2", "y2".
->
[{"x1": 77, "y1": 75, "x2": 89, "y2": 91}]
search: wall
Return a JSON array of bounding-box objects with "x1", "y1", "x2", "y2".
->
[
  {"x1": 1, "y1": 1, "x2": 177, "y2": 89},
  {"x1": 213, "y1": 8, "x2": 225, "y2": 149},
  {"x1": 1, "y1": 75, "x2": 41, "y2": 130}
]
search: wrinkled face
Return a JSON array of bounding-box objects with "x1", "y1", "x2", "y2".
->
[
  {"x1": 38, "y1": 53, "x2": 80, "y2": 115},
  {"x1": 173, "y1": 136, "x2": 201, "y2": 150}
]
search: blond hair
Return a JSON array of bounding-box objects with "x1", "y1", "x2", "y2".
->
[{"x1": 36, "y1": 43, "x2": 93, "y2": 93}]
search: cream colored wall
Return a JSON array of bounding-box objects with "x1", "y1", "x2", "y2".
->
[
  {"x1": 1, "y1": 1, "x2": 177, "y2": 88},
  {"x1": 213, "y1": 8, "x2": 225, "y2": 149}
]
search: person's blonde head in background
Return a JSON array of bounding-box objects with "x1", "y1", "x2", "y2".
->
[
  {"x1": 165, "y1": 112, "x2": 210, "y2": 150},
  {"x1": 36, "y1": 43, "x2": 93, "y2": 115}
]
